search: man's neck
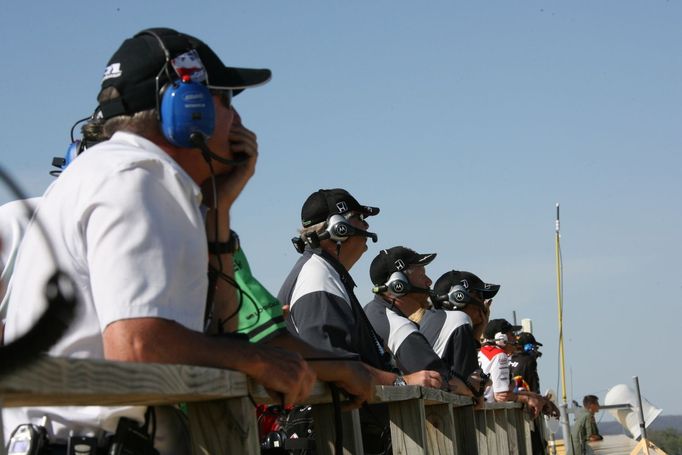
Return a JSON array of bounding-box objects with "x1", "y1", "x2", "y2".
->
[
  {"x1": 143, "y1": 132, "x2": 212, "y2": 186},
  {"x1": 381, "y1": 295, "x2": 419, "y2": 318},
  {"x1": 320, "y1": 241, "x2": 359, "y2": 270}
]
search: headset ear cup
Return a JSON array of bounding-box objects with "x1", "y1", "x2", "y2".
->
[
  {"x1": 160, "y1": 81, "x2": 215, "y2": 147},
  {"x1": 494, "y1": 332, "x2": 508, "y2": 347},
  {"x1": 448, "y1": 285, "x2": 470, "y2": 308},
  {"x1": 326, "y1": 214, "x2": 352, "y2": 241},
  {"x1": 386, "y1": 272, "x2": 410, "y2": 297}
]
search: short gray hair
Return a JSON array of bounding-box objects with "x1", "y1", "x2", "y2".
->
[
  {"x1": 98, "y1": 87, "x2": 161, "y2": 139},
  {"x1": 299, "y1": 220, "x2": 327, "y2": 238}
]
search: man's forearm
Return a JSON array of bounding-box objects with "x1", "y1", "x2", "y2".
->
[
  {"x1": 205, "y1": 210, "x2": 238, "y2": 334},
  {"x1": 265, "y1": 331, "x2": 357, "y2": 383}
]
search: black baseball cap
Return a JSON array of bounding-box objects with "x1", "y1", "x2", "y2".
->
[
  {"x1": 433, "y1": 270, "x2": 500, "y2": 300},
  {"x1": 484, "y1": 319, "x2": 521, "y2": 340},
  {"x1": 301, "y1": 188, "x2": 380, "y2": 227},
  {"x1": 99, "y1": 28, "x2": 272, "y2": 119},
  {"x1": 370, "y1": 246, "x2": 436, "y2": 286},
  {"x1": 517, "y1": 332, "x2": 543, "y2": 347}
]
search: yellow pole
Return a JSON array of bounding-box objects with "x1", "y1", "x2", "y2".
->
[
  {"x1": 555, "y1": 203, "x2": 573, "y2": 454},
  {"x1": 555, "y1": 204, "x2": 568, "y2": 403}
]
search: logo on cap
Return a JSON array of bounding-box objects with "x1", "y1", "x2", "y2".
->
[
  {"x1": 461, "y1": 279, "x2": 469, "y2": 289},
  {"x1": 171, "y1": 50, "x2": 207, "y2": 84},
  {"x1": 102, "y1": 63, "x2": 122, "y2": 82},
  {"x1": 394, "y1": 259, "x2": 406, "y2": 271},
  {"x1": 336, "y1": 201, "x2": 348, "y2": 213}
]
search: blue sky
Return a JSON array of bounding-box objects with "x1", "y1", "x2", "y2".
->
[{"x1": 1, "y1": 1, "x2": 680, "y2": 418}]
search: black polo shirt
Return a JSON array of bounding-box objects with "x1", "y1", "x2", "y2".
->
[
  {"x1": 278, "y1": 248, "x2": 393, "y2": 371},
  {"x1": 364, "y1": 296, "x2": 450, "y2": 379},
  {"x1": 420, "y1": 308, "x2": 480, "y2": 380}
]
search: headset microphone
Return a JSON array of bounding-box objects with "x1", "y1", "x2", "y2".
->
[
  {"x1": 315, "y1": 215, "x2": 378, "y2": 244},
  {"x1": 356, "y1": 229, "x2": 378, "y2": 243},
  {"x1": 317, "y1": 227, "x2": 378, "y2": 243},
  {"x1": 189, "y1": 132, "x2": 249, "y2": 166}
]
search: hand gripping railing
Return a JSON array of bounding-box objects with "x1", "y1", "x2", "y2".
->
[{"x1": 0, "y1": 357, "x2": 533, "y2": 455}]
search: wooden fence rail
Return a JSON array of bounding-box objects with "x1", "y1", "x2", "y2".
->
[{"x1": 0, "y1": 357, "x2": 533, "y2": 454}]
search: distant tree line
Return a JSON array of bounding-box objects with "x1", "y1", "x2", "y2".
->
[{"x1": 649, "y1": 428, "x2": 682, "y2": 455}]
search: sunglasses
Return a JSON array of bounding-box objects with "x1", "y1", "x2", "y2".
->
[
  {"x1": 344, "y1": 212, "x2": 366, "y2": 223},
  {"x1": 210, "y1": 89, "x2": 233, "y2": 109}
]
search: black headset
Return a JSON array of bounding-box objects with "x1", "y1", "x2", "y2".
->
[
  {"x1": 371, "y1": 271, "x2": 412, "y2": 297},
  {"x1": 371, "y1": 258, "x2": 431, "y2": 297},
  {"x1": 292, "y1": 214, "x2": 378, "y2": 253},
  {"x1": 318, "y1": 214, "x2": 377, "y2": 243},
  {"x1": 433, "y1": 279, "x2": 482, "y2": 310}
]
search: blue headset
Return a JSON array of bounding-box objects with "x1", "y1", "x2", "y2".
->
[{"x1": 141, "y1": 30, "x2": 215, "y2": 148}]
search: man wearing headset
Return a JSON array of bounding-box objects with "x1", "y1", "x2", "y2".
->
[
  {"x1": 279, "y1": 189, "x2": 442, "y2": 454},
  {"x1": 279, "y1": 189, "x2": 442, "y2": 388},
  {"x1": 478, "y1": 319, "x2": 554, "y2": 418},
  {"x1": 4, "y1": 29, "x2": 319, "y2": 453},
  {"x1": 420, "y1": 270, "x2": 498, "y2": 397},
  {"x1": 364, "y1": 247, "x2": 471, "y2": 394},
  {"x1": 511, "y1": 332, "x2": 543, "y2": 394}
]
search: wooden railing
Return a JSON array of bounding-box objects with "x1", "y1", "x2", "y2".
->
[{"x1": 0, "y1": 358, "x2": 533, "y2": 454}]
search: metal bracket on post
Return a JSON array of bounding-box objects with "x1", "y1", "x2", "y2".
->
[
  {"x1": 559, "y1": 402, "x2": 573, "y2": 455},
  {"x1": 633, "y1": 376, "x2": 648, "y2": 442},
  {"x1": 630, "y1": 376, "x2": 653, "y2": 455}
]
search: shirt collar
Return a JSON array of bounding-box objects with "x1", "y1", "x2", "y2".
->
[
  {"x1": 306, "y1": 246, "x2": 357, "y2": 289},
  {"x1": 111, "y1": 131, "x2": 203, "y2": 205}
]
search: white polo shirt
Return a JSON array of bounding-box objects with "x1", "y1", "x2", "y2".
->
[
  {"x1": 3, "y1": 132, "x2": 206, "y2": 445},
  {"x1": 0, "y1": 197, "x2": 41, "y2": 322},
  {"x1": 478, "y1": 344, "x2": 512, "y2": 402}
]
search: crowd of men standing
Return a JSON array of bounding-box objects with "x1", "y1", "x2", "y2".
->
[{"x1": 1, "y1": 27, "x2": 559, "y2": 454}]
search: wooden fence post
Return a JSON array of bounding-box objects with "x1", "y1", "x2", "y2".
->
[
  {"x1": 453, "y1": 404, "x2": 478, "y2": 455},
  {"x1": 312, "y1": 406, "x2": 363, "y2": 455},
  {"x1": 187, "y1": 397, "x2": 259, "y2": 455},
  {"x1": 425, "y1": 403, "x2": 455, "y2": 455}
]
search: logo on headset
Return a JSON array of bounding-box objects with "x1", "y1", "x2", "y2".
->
[
  {"x1": 454, "y1": 290, "x2": 466, "y2": 302},
  {"x1": 336, "y1": 224, "x2": 348, "y2": 235},
  {"x1": 393, "y1": 282, "x2": 405, "y2": 293},
  {"x1": 336, "y1": 201, "x2": 348, "y2": 213}
]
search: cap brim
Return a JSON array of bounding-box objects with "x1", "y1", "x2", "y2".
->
[
  {"x1": 416, "y1": 253, "x2": 437, "y2": 266},
  {"x1": 207, "y1": 67, "x2": 272, "y2": 92},
  {"x1": 359, "y1": 205, "x2": 380, "y2": 217},
  {"x1": 475, "y1": 283, "x2": 500, "y2": 299}
]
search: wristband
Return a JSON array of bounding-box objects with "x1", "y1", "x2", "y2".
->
[{"x1": 208, "y1": 230, "x2": 240, "y2": 255}]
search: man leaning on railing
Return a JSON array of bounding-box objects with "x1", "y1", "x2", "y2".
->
[{"x1": 3, "y1": 28, "x2": 318, "y2": 454}]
